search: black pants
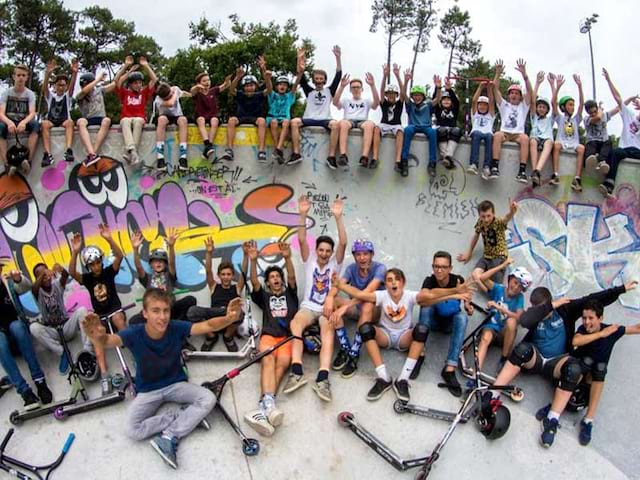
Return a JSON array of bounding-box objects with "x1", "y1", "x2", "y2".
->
[
  {"x1": 584, "y1": 140, "x2": 612, "y2": 163},
  {"x1": 606, "y1": 146, "x2": 640, "y2": 182}
]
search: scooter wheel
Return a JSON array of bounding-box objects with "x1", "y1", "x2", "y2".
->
[
  {"x1": 9, "y1": 410, "x2": 22, "y2": 425},
  {"x1": 337, "y1": 411, "x2": 354, "y2": 427},
  {"x1": 242, "y1": 438, "x2": 260, "y2": 456},
  {"x1": 111, "y1": 373, "x2": 125, "y2": 388},
  {"x1": 509, "y1": 388, "x2": 524, "y2": 403},
  {"x1": 393, "y1": 399, "x2": 407, "y2": 414},
  {"x1": 415, "y1": 466, "x2": 431, "y2": 480},
  {"x1": 54, "y1": 407, "x2": 67, "y2": 421},
  {"x1": 249, "y1": 349, "x2": 259, "y2": 360}
]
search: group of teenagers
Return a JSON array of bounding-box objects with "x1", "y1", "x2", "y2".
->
[
  {"x1": 1, "y1": 189, "x2": 639, "y2": 469},
  {"x1": 2, "y1": 47, "x2": 640, "y2": 195}
]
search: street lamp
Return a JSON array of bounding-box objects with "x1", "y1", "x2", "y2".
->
[{"x1": 579, "y1": 13, "x2": 598, "y2": 100}]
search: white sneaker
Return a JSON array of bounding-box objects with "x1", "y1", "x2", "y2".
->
[
  {"x1": 597, "y1": 161, "x2": 610, "y2": 175},
  {"x1": 129, "y1": 149, "x2": 140, "y2": 165},
  {"x1": 265, "y1": 405, "x2": 284, "y2": 427},
  {"x1": 481, "y1": 166, "x2": 491, "y2": 180},
  {"x1": 244, "y1": 409, "x2": 275, "y2": 437},
  {"x1": 585, "y1": 154, "x2": 598, "y2": 171},
  {"x1": 466, "y1": 164, "x2": 479, "y2": 175}
]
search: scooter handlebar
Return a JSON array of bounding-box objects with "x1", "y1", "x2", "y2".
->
[
  {"x1": 62, "y1": 433, "x2": 75, "y2": 454},
  {"x1": 0, "y1": 428, "x2": 14, "y2": 453}
]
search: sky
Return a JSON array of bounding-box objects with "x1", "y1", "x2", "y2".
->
[{"x1": 64, "y1": 0, "x2": 638, "y2": 130}]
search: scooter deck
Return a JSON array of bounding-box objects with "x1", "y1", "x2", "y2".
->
[
  {"x1": 56, "y1": 390, "x2": 125, "y2": 418},
  {"x1": 394, "y1": 400, "x2": 467, "y2": 423},
  {"x1": 9, "y1": 398, "x2": 77, "y2": 425}
]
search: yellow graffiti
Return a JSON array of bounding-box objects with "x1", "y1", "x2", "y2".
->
[{"x1": 186, "y1": 126, "x2": 276, "y2": 147}]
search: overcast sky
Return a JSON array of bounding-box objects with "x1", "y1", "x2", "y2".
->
[{"x1": 64, "y1": 0, "x2": 638, "y2": 130}]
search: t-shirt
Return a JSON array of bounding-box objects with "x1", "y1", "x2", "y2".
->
[
  {"x1": 406, "y1": 101, "x2": 433, "y2": 126},
  {"x1": 422, "y1": 273, "x2": 465, "y2": 317},
  {"x1": 36, "y1": 279, "x2": 69, "y2": 326},
  {"x1": 530, "y1": 114, "x2": 554, "y2": 140},
  {"x1": 487, "y1": 283, "x2": 524, "y2": 330},
  {"x1": 140, "y1": 270, "x2": 176, "y2": 301},
  {"x1": 267, "y1": 91, "x2": 295, "y2": 120},
  {"x1": 81, "y1": 264, "x2": 122, "y2": 315},
  {"x1": 154, "y1": 87, "x2": 184, "y2": 117},
  {"x1": 555, "y1": 112, "x2": 582, "y2": 147},
  {"x1": 302, "y1": 87, "x2": 334, "y2": 120},
  {"x1": 77, "y1": 86, "x2": 106, "y2": 119},
  {"x1": 300, "y1": 252, "x2": 342, "y2": 313},
  {"x1": 193, "y1": 86, "x2": 220, "y2": 120},
  {"x1": 573, "y1": 323, "x2": 626, "y2": 364},
  {"x1": 619, "y1": 106, "x2": 640, "y2": 149},
  {"x1": 235, "y1": 90, "x2": 265, "y2": 118},
  {"x1": 375, "y1": 289, "x2": 419, "y2": 331},
  {"x1": 584, "y1": 111, "x2": 611, "y2": 143},
  {"x1": 531, "y1": 311, "x2": 567, "y2": 358},
  {"x1": 0, "y1": 87, "x2": 36, "y2": 123},
  {"x1": 381, "y1": 99, "x2": 403, "y2": 125},
  {"x1": 117, "y1": 85, "x2": 154, "y2": 119},
  {"x1": 251, "y1": 284, "x2": 299, "y2": 337},
  {"x1": 0, "y1": 282, "x2": 18, "y2": 331},
  {"x1": 341, "y1": 261, "x2": 386, "y2": 291},
  {"x1": 434, "y1": 90, "x2": 459, "y2": 128},
  {"x1": 118, "y1": 321, "x2": 191, "y2": 393},
  {"x1": 498, "y1": 99, "x2": 528, "y2": 134},
  {"x1": 45, "y1": 92, "x2": 72, "y2": 123},
  {"x1": 471, "y1": 112, "x2": 495, "y2": 134},
  {"x1": 340, "y1": 97, "x2": 372, "y2": 121},
  {"x1": 211, "y1": 283, "x2": 239, "y2": 309},
  {"x1": 474, "y1": 217, "x2": 509, "y2": 260}
]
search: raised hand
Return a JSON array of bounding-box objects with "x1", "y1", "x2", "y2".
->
[
  {"x1": 9, "y1": 270, "x2": 22, "y2": 282},
  {"x1": 536, "y1": 71, "x2": 545, "y2": 85},
  {"x1": 556, "y1": 74, "x2": 566, "y2": 88},
  {"x1": 509, "y1": 199, "x2": 518, "y2": 214},
  {"x1": 257, "y1": 55, "x2": 266, "y2": 71},
  {"x1": 404, "y1": 69, "x2": 412, "y2": 82},
  {"x1": 46, "y1": 59, "x2": 56, "y2": 73},
  {"x1": 71, "y1": 59, "x2": 79, "y2": 73},
  {"x1": 494, "y1": 59, "x2": 504, "y2": 76},
  {"x1": 125, "y1": 55, "x2": 134, "y2": 66},
  {"x1": 82, "y1": 313, "x2": 107, "y2": 342},
  {"x1": 515, "y1": 58, "x2": 527, "y2": 76},
  {"x1": 433, "y1": 75, "x2": 442, "y2": 88},
  {"x1": 332, "y1": 45, "x2": 341, "y2": 58},
  {"x1": 52, "y1": 263, "x2": 64, "y2": 275},
  {"x1": 365, "y1": 72, "x2": 375, "y2": 86},
  {"x1": 132, "y1": 231, "x2": 143, "y2": 250},
  {"x1": 331, "y1": 196, "x2": 344, "y2": 218},
  {"x1": 204, "y1": 236, "x2": 214, "y2": 253},
  {"x1": 247, "y1": 240, "x2": 258, "y2": 260},
  {"x1": 97, "y1": 71, "x2": 107, "y2": 82},
  {"x1": 138, "y1": 56, "x2": 148, "y2": 66},
  {"x1": 98, "y1": 223, "x2": 112, "y2": 240},
  {"x1": 279, "y1": 242, "x2": 291, "y2": 259},
  {"x1": 602, "y1": 68, "x2": 610, "y2": 81},
  {"x1": 340, "y1": 73, "x2": 351, "y2": 88},
  {"x1": 444, "y1": 77, "x2": 453, "y2": 89},
  {"x1": 573, "y1": 74, "x2": 582, "y2": 86},
  {"x1": 235, "y1": 66, "x2": 245, "y2": 78},
  {"x1": 71, "y1": 232, "x2": 83, "y2": 254},
  {"x1": 392, "y1": 63, "x2": 400, "y2": 77},
  {"x1": 298, "y1": 195, "x2": 311, "y2": 215},
  {"x1": 165, "y1": 227, "x2": 178, "y2": 247}
]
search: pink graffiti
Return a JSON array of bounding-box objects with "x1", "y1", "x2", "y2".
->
[
  {"x1": 40, "y1": 162, "x2": 67, "y2": 191},
  {"x1": 198, "y1": 180, "x2": 235, "y2": 213},
  {"x1": 139, "y1": 175, "x2": 155, "y2": 190}
]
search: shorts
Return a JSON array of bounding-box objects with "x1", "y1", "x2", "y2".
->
[
  {"x1": 194, "y1": 115, "x2": 220, "y2": 125},
  {"x1": 482, "y1": 323, "x2": 505, "y2": 336},
  {"x1": 0, "y1": 119, "x2": 40, "y2": 139},
  {"x1": 347, "y1": 119, "x2": 370, "y2": 129},
  {"x1": 266, "y1": 116, "x2": 290, "y2": 125},
  {"x1": 259, "y1": 335, "x2": 292, "y2": 358},
  {"x1": 474, "y1": 256, "x2": 507, "y2": 284},
  {"x1": 302, "y1": 118, "x2": 332, "y2": 130},
  {"x1": 44, "y1": 117, "x2": 69, "y2": 128},
  {"x1": 502, "y1": 132, "x2": 525, "y2": 142},
  {"x1": 236, "y1": 116, "x2": 260, "y2": 125},
  {"x1": 296, "y1": 308, "x2": 324, "y2": 325},
  {"x1": 558, "y1": 143, "x2": 579, "y2": 152},
  {"x1": 378, "y1": 123, "x2": 403, "y2": 135},
  {"x1": 378, "y1": 324, "x2": 410, "y2": 351},
  {"x1": 577, "y1": 355, "x2": 608, "y2": 382},
  {"x1": 86, "y1": 117, "x2": 106, "y2": 127},
  {"x1": 529, "y1": 348, "x2": 567, "y2": 379},
  {"x1": 156, "y1": 115, "x2": 183, "y2": 126},
  {"x1": 532, "y1": 137, "x2": 552, "y2": 151}
]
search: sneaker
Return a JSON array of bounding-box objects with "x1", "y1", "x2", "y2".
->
[
  {"x1": 515, "y1": 170, "x2": 528, "y2": 183},
  {"x1": 156, "y1": 158, "x2": 167, "y2": 172},
  {"x1": 337, "y1": 154, "x2": 349, "y2": 168},
  {"x1": 21, "y1": 389, "x2": 40, "y2": 411},
  {"x1": 220, "y1": 148, "x2": 234, "y2": 161},
  {"x1": 489, "y1": 166, "x2": 500, "y2": 179},
  {"x1": 535, "y1": 403, "x2": 551, "y2": 421},
  {"x1": 21, "y1": 160, "x2": 31, "y2": 175},
  {"x1": 332, "y1": 350, "x2": 349, "y2": 371},
  {"x1": 257, "y1": 150, "x2": 267, "y2": 163},
  {"x1": 201, "y1": 333, "x2": 218, "y2": 351},
  {"x1": 427, "y1": 163, "x2": 436, "y2": 178},
  {"x1": 35, "y1": 379, "x2": 52, "y2": 404},
  {"x1": 202, "y1": 144, "x2": 215, "y2": 161},
  {"x1": 368, "y1": 158, "x2": 378, "y2": 169},
  {"x1": 393, "y1": 379, "x2": 410, "y2": 402},
  {"x1": 64, "y1": 149, "x2": 74, "y2": 163},
  {"x1": 83, "y1": 153, "x2": 99, "y2": 167},
  {"x1": 585, "y1": 154, "x2": 598, "y2": 171},
  {"x1": 579, "y1": 420, "x2": 593, "y2": 446},
  {"x1": 359, "y1": 155, "x2": 369, "y2": 168},
  {"x1": 122, "y1": 150, "x2": 131, "y2": 163},
  {"x1": 311, "y1": 379, "x2": 332, "y2": 402},
  {"x1": 282, "y1": 373, "x2": 307, "y2": 394},
  {"x1": 287, "y1": 152, "x2": 302, "y2": 165},
  {"x1": 129, "y1": 149, "x2": 139, "y2": 165},
  {"x1": 101, "y1": 375, "x2": 113, "y2": 396},
  {"x1": 182, "y1": 340, "x2": 197, "y2": 353},
  {"x1": 481, "y1": 166, "x2": 491, "y2": 180},
  {"x1": 264, "y1": 405, "x2": 284, "y2": 427},
  {"x1": 341, "y1": 357, "x2": 358, "y2": 379},
  {"x1": 440, "y1": 367, "x2": 462, "y2": 397},
  {"x1": 532, "y1": 170, "x2": 541, "y2": 188},
  {"x1": 443, "y1": 156, "x2": 455, "y2": 169},
  {"x1": 571, "y1": 176, "x2": 583, "y2": 192},
  {"x1": 367, "y1": 377, "x2": 392, "y2": 401},
  {"x1": 178, "y1": 157, "x2": 188, "y2": 172},
  {"x1": 150, "y1": 434, "x2": 179, "y2": 469},
  {"x1": 466, "y1": 164, "x2": 479, "y2": 175},
  {"x1": 223, "y1": 335, "x2": 238, "y2": 352},
  {"x1": 409, "y1": 354, "x2": 425, "y2": 380},
  {"x1": 8, "y1": 166, "x2": 17, "y2": 176},
  {"x1": 41, "y1": 152, "x2": 54, "y2": 167},
  {"x1": 400, "y1": 159, "x2": 409, "y2": 177},
  {"x1": 326, "y1": 156, "x2": 338, "y2": 170},
  {"x1": 599, "y1": 181, "x2": 614, "y2": 198},
  {"x1": 540, "y1": 417, "x2": 560, "y2": 448},
  {"x1": 0, "y1": 376, "x2": 11, "y2": 391},
  {"x1": 549, "y1": 173, "x2": 560, "y2": 185},
  {"x1": 58, "y1": 353, "x2": 70, "y2": 375},
  {"x1": 244, "y1": 409, "x2": 275, "y2": 437},
  {"x1": 597, "y1": 161, "x2": 610, "y2": 175},
  {"x1": 273, "y1": 148, "x2": 285, "y2": 165}
]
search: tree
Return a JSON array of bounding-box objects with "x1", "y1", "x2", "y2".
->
[
  {"x1": 438, "y1": 5, "x2": 481, "y2": 78},
  {"x1": 370, "y1": 0, "x2": 415, "y2": 84},
  {"x1": 189, "y1": 16, "x2": 226, "y2": 47},
  {"x1": 408, "y1": 0, "x2": 438, "y2": 86}
]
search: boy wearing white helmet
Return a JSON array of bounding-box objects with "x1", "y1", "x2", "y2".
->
[
  {"x1": 529, "y1": 71, "x2": 555, "y2": 187},
  {"x1": 468, "y1": 80, "x2": 495, "y2": 176},
  {"x1": 68, "y1": 223, "x2": 126, "y2": 395}
]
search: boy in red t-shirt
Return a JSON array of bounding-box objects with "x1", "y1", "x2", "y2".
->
[
  {"x1": 190, "y1": 72, "x2": 232, "y2": 161},
  {"x1": 115, "y1": 55, "x2": 157, "y2": 165}
]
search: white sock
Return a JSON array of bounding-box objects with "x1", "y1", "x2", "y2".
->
[
  {"x1": 491, "y1": 391, "x2": 500, "y2": 399},
  {"x1": 398, "y1": 358, "x2": 417, "y2": 381},
  {"x1": 547, "y1": 410, "x2": 560, "y2": 421},
  {"x1": 583, "y1": 417, "x2": 593, "y2": 424},
  {"x1": 375, "y1": 364, "x2": 390, "y2": 382}
]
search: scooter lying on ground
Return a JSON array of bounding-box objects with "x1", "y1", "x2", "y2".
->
[
  {"x1": 0, "y1": 428, "x2": 74, "y2": 480},
  {"x1": 201, "y1": 335, "x2": 297, "y2": 457}
]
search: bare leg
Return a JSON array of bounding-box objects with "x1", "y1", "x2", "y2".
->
[
  {"x1": 552, "y1": 142, "x2": 562, "y2": 174},
  {"x1": 209, "y1": 118, "x2": 219, "y2": 143},
  {"x1": 94, "y1": 118, "x2": 111, "y2": 154},
  {"x1": 277, "y1": 120, "x2": 290, "y2": 150},
  {"x1": 27, "y1": 132, "x2": 38, "y2": 163},
  {"x1": 269, "y1": 119, "x2": 279, "y2": 149},
  {"x1": 275, "y1": 354, "x2": 291, "y2": 390},
  {"x1": 585, "y1": 381, "x2": 604, "y2": 419},
  {"x1": 372, "y1": 127, "x2": 381, "y2": 160},
  {"x1": 256, "y1": 117, "x2": 267, "y2": 151},
  {"x1": 41, "y1": 121, "x2": 52, "y2": 154},
  {"x1": 361, "y1": 121, "x2": 374, "y2": 157},
  {"x1": 328, "y1": 120, "x2": 339, "y2": 157},
  {"x1": 395, "y1": 131, "x2": 403, "y2": 164},
  {"x1": 260, "y1": 353, "x2": 276, "y2": 395},
  {"x1": 318, "y1": 316, "x2": 334, "y2": 372},
  {"x1": 196, "y1": 117, "x2": 208, "y2": 142},
  {"x1": 492, "y1": 131, "x2": 506, "y2": 160},
  {"x1": 290, "y1": 118, "x2": 302, "y2": 154},
  {"x1": 226, "y1": 117, "x2": 239, "y2": 149},
  {"x1": 502, "y1": 317, "x2": 517, "y2": 357},
  {"x1": 477, "y1": 329, "x2": 494, "y2": 370},
  {"x1": 338, "y1": 120, "x2": 350, "y2": 156},
  {"x1": 537, "y1": 139, "x2": 554, "y2": 172},
  {"x1": 575, "y1": 144, "x2": 585, "y2": 177},
  {"x1": 63, "y1": 119, "x2": 74, "y2": 150}
]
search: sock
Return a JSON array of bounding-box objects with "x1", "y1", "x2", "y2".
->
[
  {"x1": 492, "y1": 391, "x2": 500, "y2": 399},
  {"x1": 179, "y1": 142, "x2": 187, "y2": 158},
  {"x1": 156, "y1": 142, "x2": 165, "y2": 158},
  {"x1": 291, "y1": 363, "x2": 303, "y2": 376},
  {"x1": 335, "y1": 327, "x2": 351, "y2": 352},
  {"x1": 547, "y1": 410, "x2": 560, "y2": 421},
  {"x1": 583, "y1": 417, "x2": 593, "y2": 424},
  {"x1": 553, "y1": 171, "x2": 559, "y2": 177},
  {"x1": 375, "y1": 364, "x2": 390, "y2": 382},
  {"x1": 349, "y1": 333, "x2": 363, "y2": 358},
  {"x1": 204, "y1": 139, "x2": 211, "y2": 147},
  {"x1": 398, "y1": 358, "x2": 417, "y2": 381},
  {"x1": 260, "y1": 393, "x2": 275, "y2": 412},
  {"x1": 316, "y1": 369, "x2": 329, "y2": 382}
]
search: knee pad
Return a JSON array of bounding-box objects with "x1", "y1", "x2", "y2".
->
[
  {"x1": 592, "y1": 362, "x2": 608, "y2": 382},
  {"x1": 412, "y1": 323, "x2": 429, "y2": 343},
  {"x1": 358, "y1": 323, "x2": 376, "y2": 343},
  {"x1": 558, "y1": 358, "x2": 583, "y2": 392},
  {"x1": 508, "y1": 342, "x2": 534, "y2": 367},
  {"x1": 450, "y1": 127, "x2": 463, "y2": 142}
]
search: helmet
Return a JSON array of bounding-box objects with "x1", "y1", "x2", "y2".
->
[
  {"x1": 477, "y1": 95, "x2": 490, "y2": 104},
  {"x1": 559, "y1": 95, "x2": 574, "y2": 109},
  {"x1": 384, "y1": 84, "x2": 399, "y2": 94},
  {"x1": 441, "y1": 90, "x2": 451, "y2": 98},
  {"x1": 81, "y1": 246, "x2": 103, "y2": 267},
  {"x1": 510, "y1": 267, "x2": 532, "y2": 291},
  {"x1": 6, "y1": 140, "x2": 29, "y2": 168},
  {"x1": 149, "y1": 249, "x2": 168, "y2": 263},
  {"x1": 352, "y1": 238, "x2": 374, "y2": 254},
  {"x1": 584, "y1": 99, "x2": 598, "y2": 113},
  {"x1": 507, "y1": 84, "x2": 522, "y2": 94},
  {"x1": 241, "y1": 75, "x2": 258, "y2": 86},
  {"x1": 410, "y1": 85, "x2": 426, "y2": 97},
  {"x1": 303, "y1": 325, "x2": 322, "y2": 354},
  {"x1": 479, "y1": 404, "x2": 511, "y2": 440},
  {"x1": 536, "y1": 97, "x2": 551, "y2": 110},
  {"x1": 75, "y1": 350, "x2": 99, "y2": 382},
  {"x1": 128, "y1": 71, "x2": 144, "y2": 82},
  {"x1": 79, "y1": 72, "x2": 96, "y2": 87},
  {"x1": 275, "y1": 75, "x2": 290, "y2": 85},
  {"x1": 567, "y1": 382, "x2": 590, "y2": 412}
]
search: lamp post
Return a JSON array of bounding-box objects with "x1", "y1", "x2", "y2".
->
[{"x1": 579, "y1": 13, "x2": 598, "y2": 100}]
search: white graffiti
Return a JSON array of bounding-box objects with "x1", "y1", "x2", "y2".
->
[{"x1": 509, "y1": 198, "x2": 640, "y2": 310}]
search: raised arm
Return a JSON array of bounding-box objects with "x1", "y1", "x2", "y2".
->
[
  {"x1": 218, "y1": 74, "x2": 233, "y2": 93},
  {"x1": 574, "y1": 74, "x2": 584, "y2": 117},
  {"x1": 115, "y1": 56, "x2": 134, "y2": 88},
  {"x1": 131, "y1": 231, "x2": 147, "y2": 280},
  {"x1": 55, "y1": 264, "x2": 70, "y2": 290},
  {"x1": 297, "y1": 196, "x2": 311, "y2": 262},
  {"x1": 551, "y1": 73, "x2": 564, "y2": 117},
  {"x1": 602, "y1": 68, "x2": 623, "y2": 110},
  {"x1": 31, "y1": 267, "x2": 47, "y2": 297},
  {"x1": 333, "y1": 44, "x2": 342, "y2": 76},
  {"x1": 492, "y1": 59, "x2": 504, "y2": 105},
  {"x1": 532, "y1": 71, "x2": 545, "y2": 110},
  {"x1": 204, "y1": 236, "x2": 215, "y2": 290},
  {"x1": 328, "y1": 45, "x2": 343, "y2": 96},
  {"x1": 280, "y1": 242, "x2": 296, "y2": 290},
  {"x1": 366, "y1": 72, "x2": 380, "y2": 110},
  {"x1": 99, "y1": 223, "x2": 123, "y2": 272},
  {"x1": 229, "y1": 67, "x2": 244, "y2": 97},
  {"x1": 68, "y1": 233, "x2": 83, "y2": 283},
  {"x1": 191, "y1": 298, "x2": 242, "y2": 336},
  {"x1": 471, "y1": 81, "x2": 483, "y2": 114},
  {"x1": 515, "y1": 58, "x2": 532, "y2": 107},
  {"x1": 332, "y1": 74, "x2": 350, "y2": 108},
  {"x1": 246, "y1": 241, "x2": 261, "y2": 292},
  {"x1": 431, "y1": 75, "x2": 442, "y2": 106},
  {"x1": 165, "y1": 228, "x2": 178, "y2": 277},
  {"x1": 237, "y1": 241, "x2": 248, "y2": 294},
  {"x1": 380, "y1": 64, "x2": 390, "y2": 102},
  {"x1": 503, "y1": 199, "x2": 518, "y2": 223},
  {"x1": 332, "y1": 197, "x2": 347, "y2": 264},
  {"x1": 487, "y1": 80, "x2": 496, "y2": 116},
  {"x1": 42, "y1": 59, "x2": 55, "y2": 100},
  {"x1": 291, "y1": 55, "x2": 304, "y2": 92},
  {"x1": 401, "y1": 68, "x2": 411, "y2": 103},
  {"x1": 138, "y1": 56, "x2": 157, "y2": 88},
  {"x1": 82, "y1": 313, "x2": 123, "y2": 349}
]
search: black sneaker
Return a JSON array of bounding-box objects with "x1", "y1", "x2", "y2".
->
[
  {"x1": 223, "y1": 335, "x2": 239, "y2": 352},
  {"x1": 178, "y1": 157, "x2": 188, "y2": 171},
  {"x1": 409, "y1": 354, "x2": 425, "y2": 380},
  {"x1": 41, "y1": 152, "x2": 54, "y2": 168},
  {"x1": 337, "y1": 154, "x2": 349, "y2": 168},
  {"x1": 182, "y1": 340, "x2": 197, "y2": 352},
  {"x1": 341, "y1": 357, "x2": 358, "y2": 379},
  {"x1": 273, "y1": 148, "x2": 285, "y2": 165},
  {"x1": 393, "y1": 379, "x2": 410, "y2": 402},
  {"x1": 326, "y1": 156, "x2": 338, "y2": 170},
  {"x1": 579, "y1": 420, "x2": 593, "y2": 446},
  {"x1": 535, "y1": 403, "x2": 551, "y2": 421},
  {"x1": 64, "y1": 148, "x2": 75, "y2": 163},
  {"x1": 549, "y1": 173, "x2": 560, "y2": 185},
  {"x1": 287, "y1": 152, "x2": 302, "y2": 165},
  {"x1": 540, "y1": 416, "x2": 560, "y2": 448},
  {"x1": 489, "y1": 166, "x2": 500, "y2": 179},
  {"x1": 532, "y1": 170, "x2": 541, "y2": 188},
  {"x1": 83, "y1": 153, "x2": 99, "y2": 167},
  {"x1": 368, "y1": 158, "x2": 378, "y2": 169},
  {"x1": 571, "y1": 176, "x2": 582, "y2": 192},
  {"x1": 332, "y1": 350, "x2": 349, "y2": 371},
  {"x1": 515, "y1": 170, "x2": 528, "y2": 184},
  {"x1": 443, "y1": 156, "x2": 455, "y2": 169},
  {"x1": 399, "y1": 159, "x2": 408, "y2": 177},
  {"x1": 35, "y1": 379, "x2": 52, "y2": 404},
  {"x1": 257, "y1": 150, "x2": 267, "y2": 163},
  {"x1": 359, "y1": 155, "x2": 369, "y2": 168},
  {"x1": 202, "y1": 144, "x2": 215, "y2": 160},
  {"x1": 220, "y1": 148, "x2": 234, "y2": 161},
  {"x1": 201, "y1": 333, "x2": 219, "y2": 352},
  {"x1": 599, "y1": 180, "x2": 614, "y2": 198},
  {"x1": 157, "y1": 157, "x2": 167, "y2": 172},
  {"x1": 21, "y1": 389, "x2": 40, "y2": 411},
  {"x1": 440, "y1": 367, "x2": 462, "y2": 397},
  {"x1": 367, "y1": 377, "x2": 392, "y2": 401},
  {"x1": 427, "y1": 163, "x2": 436, "y2": 178}
]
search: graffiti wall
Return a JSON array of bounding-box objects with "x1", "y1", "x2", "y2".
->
[{"x1": 1, "y1": 125, "x2": 639, "y2": 320}]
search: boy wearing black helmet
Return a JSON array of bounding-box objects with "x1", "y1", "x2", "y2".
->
[
  {"x1": 529, "y1": 71, "x2": 555, "y2": 187},
  {"x1": 434, "y1": 77, "x2": 462, "y2": 170}
]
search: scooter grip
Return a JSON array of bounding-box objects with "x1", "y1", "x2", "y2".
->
[
  {"x1": 62, "y1": 433, "x2": 75, "y2": 453},
  {"x1": 0, "y1": 428, "x2": 14, "y2": 452}
]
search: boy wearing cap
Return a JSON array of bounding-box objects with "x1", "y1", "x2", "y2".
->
[
  {"x1": 529, "y1": 72, "x2": 556, "y2": 187},
  {"x1": 468, "y1": 80, "x2": 495, "y2": 176}
]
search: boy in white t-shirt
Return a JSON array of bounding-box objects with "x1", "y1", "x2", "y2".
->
[
  {"x1": 468, "y1": 80, "x2": 495, "y2": 177},
  {"x1": 282, "y1": 195, "x2": 347, "y2": 403},
  {"x1": 333, "y1": 73, "x2": 380, "y2": 169},
  {"x1": 153, "y1": 82, "x2": 191, "y2": 173},
  {"x1": 333, "y1": 268, "x2": 472, "y2": 402},
  {"x1": 551, "y1": 73, "x2": 585, "y2": 192},
  {"x1": 491, "y1": 59, "x2": 532, "y2": 181},
  {"x1": 529, "y1": 72, "x2": 556, "y2": 188}
]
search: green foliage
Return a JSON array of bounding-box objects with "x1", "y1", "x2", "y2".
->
[
  {"x1": 408, "y1": 0, "x2": 438, "y2": 86},
  {"x1": 438, "y1": 5, "x2": 481, "y2": 77}
]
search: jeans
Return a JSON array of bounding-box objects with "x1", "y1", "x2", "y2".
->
[
  {"x1": 469, "y1": 131, "x2": 493, "y2": 167},
  {"x1": 418, "y1": 306, "x2": 469, "y2": 368},
  {"x1": 0, "y1": 320, "x2": 45, "y2": 395},
  {"x1": 401, "y1": 125, "x2": 437, "y2": 164},
  {"x1": 607, "y1": 146, "x2": 640, "y2": 182}
]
